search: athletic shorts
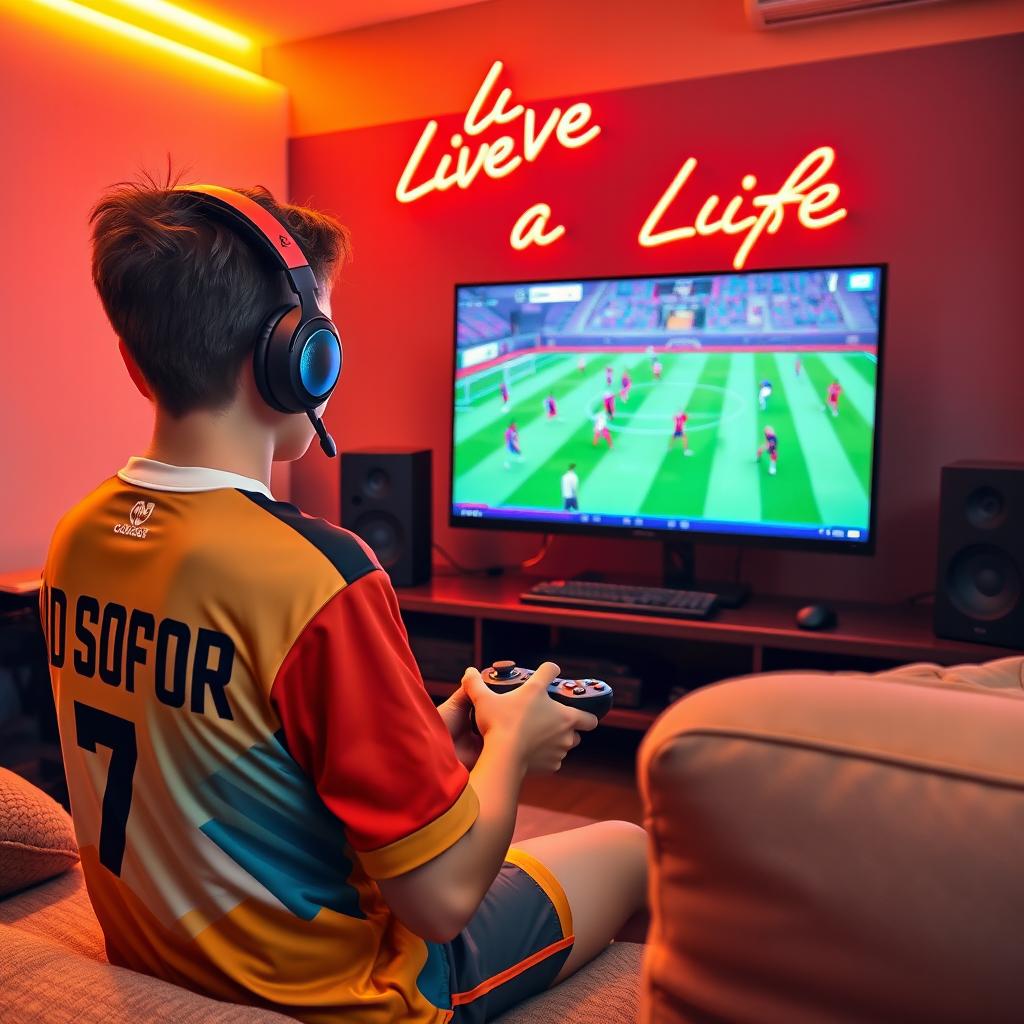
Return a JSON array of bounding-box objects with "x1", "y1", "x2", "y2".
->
[
  {"x1": 447, "y1": 848, "x2": 574, "y2": 1023},
  {"x1": 564, "y1": 497, "x2": 579, "y2": 511}
]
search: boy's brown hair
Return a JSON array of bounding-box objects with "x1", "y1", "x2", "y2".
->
[{"x1": 90, "y1": 175, "x2": 350, "y2": 417}]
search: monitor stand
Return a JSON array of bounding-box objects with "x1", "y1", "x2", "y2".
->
[{"x1": 662, "y1": 539, "x2": 749, "y2": 608}]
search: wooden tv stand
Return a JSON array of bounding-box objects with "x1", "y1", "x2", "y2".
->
[{"x1": 397, "y1": 573, "x2": 1018, "y2": 733}]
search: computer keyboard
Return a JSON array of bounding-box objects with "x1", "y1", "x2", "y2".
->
[{"x1": 521, "y1": 579, "x2": 718, "y2": 619}]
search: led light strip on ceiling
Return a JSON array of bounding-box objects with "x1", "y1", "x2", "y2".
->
[{"x1": 22, "y1": 0, "x2": 272, "y2": 85}]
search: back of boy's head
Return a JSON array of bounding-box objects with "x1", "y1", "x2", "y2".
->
[{"x1": 90, "y1": 174, "x2": 351, "y2": 417}]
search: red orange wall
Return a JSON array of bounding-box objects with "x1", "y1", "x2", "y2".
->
[
  {"x1": 278, "y1": 21, "x2": 1024, "y2": 603},
  {"x1": 0, "y1": 2, "x2": 287, "y2": 572},
  {"x1": 265, "y1": 0, "x2": 1024, "y2": 137}
]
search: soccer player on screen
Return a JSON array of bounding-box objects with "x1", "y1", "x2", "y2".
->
[
  {"x1": 504, "y1": 421, "x2": 522, "y2": 468},
  {"x1": 593, "y1": 411, "x2": 613, "y2": 448},
  {"x1": 544, "y1": 393, "x2": 558, "y2": 420},
  {"x1": 603, "y1": 389, "x2": 616, "y2": 418},
  {"x1": 562, "y1": 463, "x2": 580, "y2": 511},
  {"x1": 758, "y1": 379, "x2": 773, "y2": 411},
  {"x1": 794, "y1": 357, "x2": 802, "y2": 377},
  {"x1": 827, "y1": 379, "x2": 842, "y2": 417},
  {"x1": 652, "y1": 358, "x2": 663, "y2": 381},
  {"x1": 620, "y1": 370, "x2": 632, "y2": 403},
  {"x1": 500, "y1": 381, "x2": 510, "y2": 409},
  {"x1": 756, "y1": 425, "x2": 779, "y2": 476},
  {"x1": 669, "y1": 411, "x2": 694, "y2": 455},
  {"x1": 605, "y1": 365, "x2": 614, "y2": 386},
  {"x1": 577, "y1": 354, "x2": 587, "y2": 373}
]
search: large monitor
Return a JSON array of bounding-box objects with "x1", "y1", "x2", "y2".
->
[{"x1": 450, "y1": 264, "x2": 885, "y2": 552}]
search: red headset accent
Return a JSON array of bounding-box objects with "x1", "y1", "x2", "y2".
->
[{"x1": 173, "y1": 184, "x2": 309, "y2": 272}]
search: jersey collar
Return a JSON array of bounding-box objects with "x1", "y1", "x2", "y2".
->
[{"x1": 118, "y1": 457, "x2": 274, "y2": 499}]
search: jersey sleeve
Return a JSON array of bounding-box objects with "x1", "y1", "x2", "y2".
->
[{"x1": 269, "y1": 569, "x2": 478, "y2": 879}]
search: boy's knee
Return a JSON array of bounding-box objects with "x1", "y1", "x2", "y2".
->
[{"x1": 593, "y1": 820, "x2": 648, "y2": 862}]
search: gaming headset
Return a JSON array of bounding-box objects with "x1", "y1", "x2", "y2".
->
[{"x1": 173, "y1": 183, "x2": 341, "y2": 458}]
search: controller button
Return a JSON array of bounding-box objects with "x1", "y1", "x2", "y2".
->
[
  {"x1": 562, "y1": 681, "x2": 576, "y2": 690},
  {"x1": 573, "y1": 685, "x2": 587, "y2": 695},
  {"x1": 491, "y1": 660, "x2": 518, "y2": 680},
  {"x1": 591, "y1": 682, "x2": 606, "y2": 690}
]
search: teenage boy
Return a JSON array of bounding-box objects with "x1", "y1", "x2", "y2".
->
[{"x1": 40, "y1": 180, "x2": 646, "y2": 1024}]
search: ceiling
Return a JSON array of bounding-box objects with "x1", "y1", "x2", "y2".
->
[{"x1": 184, "y1": 0, "x2": 489, "y2": 47}]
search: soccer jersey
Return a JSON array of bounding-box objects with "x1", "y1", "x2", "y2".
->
[{"x1": 40, "y1": 458, "x2": 479, "y2": 1023}]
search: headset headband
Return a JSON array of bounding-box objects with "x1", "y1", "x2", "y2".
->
[
  {"x1": 173, "y1": 183, "x2": 310, "y2": 270},
  {"x1": 174, "y1": 183, "x2": 325, "y2": 319},
  {"x1": 170, "y1": 183, "x2": 340, "y2": 458}
]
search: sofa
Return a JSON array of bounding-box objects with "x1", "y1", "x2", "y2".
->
[
  {"x1": 4, "y1": 656, "x2": 1022, "y2": 1023},
  {"x1": 638, "y1": 656, "x2": 1024, "y2": 1023}
]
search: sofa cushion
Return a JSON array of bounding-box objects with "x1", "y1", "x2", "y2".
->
[
  {"x1": 493, "y1": 941, "x2": 642, "y2": 1024},
  {"x1": 0, "y1": 864, "x2": 106, "y2": 962},
  {"x1": 0, "y1": 922, "x2": 293, "y2": 1023},
  {"x1": 0, "y1": 767, "x2": 79, "y2": 897}
]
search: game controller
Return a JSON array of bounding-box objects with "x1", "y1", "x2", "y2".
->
[{"x1": 470, "y1": 660, "x2": 614, "y2": 734}]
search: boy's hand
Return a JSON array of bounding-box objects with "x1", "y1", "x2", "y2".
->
[
  {"x1": 437, "y1": 685, "x2": 484, "y2": 770},
  {"x1": 462, "y1": 662, "x2": 598, "y2": 775}
]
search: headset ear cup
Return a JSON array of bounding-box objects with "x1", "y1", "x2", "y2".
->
[
  {"x1": 297, "y1": 327, "x2": 343, "y2": 403},
  {"x1": 253, "y1": 306, "x2": 302, "y2": 412}
]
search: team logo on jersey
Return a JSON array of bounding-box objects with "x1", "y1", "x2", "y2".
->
[
  {"x1": 115, "y1": 499, "x2": 155, "y2": 538},
  {"x1": 130, "y1": 500, "x2": 155, "y2": 527}
]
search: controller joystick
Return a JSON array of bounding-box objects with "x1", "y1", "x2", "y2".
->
[{"x1": 469, "y1": 660, "x2": 615, "y2": 735}]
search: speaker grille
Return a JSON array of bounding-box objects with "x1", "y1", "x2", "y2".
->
[
  {"x1": 965, "y1": 486, "x2": 1008, "y2": 530},
  {"x1": 945, "y1": 545, "x2": 1021, "y2": 621},
  {"x1": 363, "y1": 467, "x2": 391, "y2": 499}
]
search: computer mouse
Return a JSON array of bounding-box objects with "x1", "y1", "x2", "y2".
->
[{"x1": 795, "y1": 603, "x2": 837, "y2": 631}]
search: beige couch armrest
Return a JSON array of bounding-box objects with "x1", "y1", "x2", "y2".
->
[
  {"x1": 638, "y1": 672, "x2": 1024, "y2": 1024},
  {"x1": 0, "y1": 922, "x2": 294, "y2": 1024},
  {"x1": 877, "y1": 655, "x2": 1024, "y2": 692}
]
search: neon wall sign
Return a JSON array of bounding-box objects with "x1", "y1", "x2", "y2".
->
[{"x1": 395, "y1": 61, "x2": 847, "y2": 267}]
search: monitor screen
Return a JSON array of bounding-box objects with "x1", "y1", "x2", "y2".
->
[{"x1": 450, "y1": 265, "x2": 885, "y2": 549}]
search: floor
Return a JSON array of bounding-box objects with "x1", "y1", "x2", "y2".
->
[{"x1": 518, "y1": 727, "x2": 645, "y2": 827}]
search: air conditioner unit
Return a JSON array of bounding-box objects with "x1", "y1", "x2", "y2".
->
[{"x1": 746, "y1": 0, "x2": 945, "y2": 30}]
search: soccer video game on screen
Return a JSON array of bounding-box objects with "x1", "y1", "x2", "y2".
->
[{"x1": 451, "y1": 265, "x2": 883, "y2": 545}]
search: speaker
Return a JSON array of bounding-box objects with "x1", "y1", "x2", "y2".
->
[
  {"x1": 341, "y1": 449, "x2": 432, "y2": 587},
  {"x1": 934, "y1": 461, "x2": 1024, "y2": 649}
]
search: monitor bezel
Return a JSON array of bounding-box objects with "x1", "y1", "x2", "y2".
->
[{"x1": 447, "y1": 261, "x2": 887, "y2": 556}]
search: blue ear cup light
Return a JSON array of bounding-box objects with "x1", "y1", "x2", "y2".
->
[
  {"x1": 173, "y1": 184, "x2": 343, "y2": 459},
  {"x1": 301, "y1": 328, "x2": 343, "y2": 399}
]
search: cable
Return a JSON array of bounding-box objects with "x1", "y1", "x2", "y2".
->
[
  {"x1": 432, "y1": 541, "x2": 492, "y2": 576},
  {"x1": 432, "y1": 535, "x2": 554, "y2": 576},
  {"x1": 520, "y1": 534, "x2": 553, "y2": 570}
]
